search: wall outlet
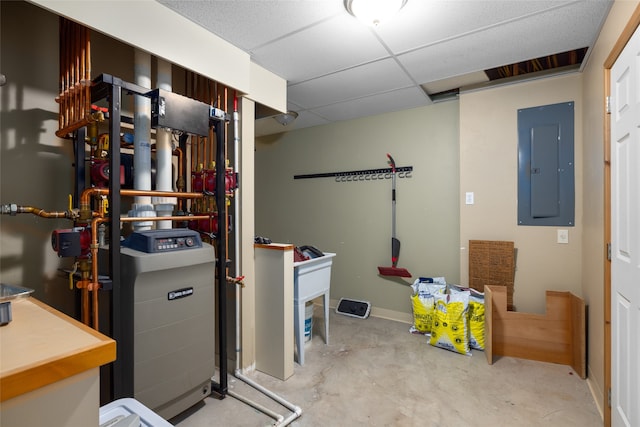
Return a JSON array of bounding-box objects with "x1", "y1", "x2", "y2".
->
[{"x1": 557, "y1": 229, "x2": 569, "y2": 244}]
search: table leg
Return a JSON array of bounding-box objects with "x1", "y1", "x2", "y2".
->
[
  {"x1": 295, "y1": 300, "x2": 305, "y2": 365},
  {"x1": 323, "y1": 292, "x2": 330, "y2": 345}
]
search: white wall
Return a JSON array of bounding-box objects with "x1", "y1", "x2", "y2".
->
[{"x1": 256, "y1": 101, "x2": 460, "y2": 318}]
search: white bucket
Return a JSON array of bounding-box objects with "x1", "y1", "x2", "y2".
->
[{"x1": 304, "y1": 302, "x2": 314, "y2": 343}]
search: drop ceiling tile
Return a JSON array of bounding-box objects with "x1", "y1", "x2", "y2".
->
[
  {"x1": 288, "y1": 58, "x2": 415, "y2": 109},
  {"x1": 399, "y1": 1, "x2": 611, "y2": 84},
  {"x1": 310, "y1": 87, "x2": 431, "y2": 122},
  {"x1": 158, "y1": 0, "x2": 343, "y2": 51},
  {"x1": 376, "y1": 1, "x2": 575, "y2": 54},
  {"x1": 251, "y1": 13, "x2": 390, "y2": 83},
  {"x1": 292, "y1": 110, "x2": 331, "y2": 128},
  {"x1": 422, "y1": 71, "x2": 489, "y2": 94},
  {"x1": 158, "y1": 0, "x2": 612, "y2": 135}
]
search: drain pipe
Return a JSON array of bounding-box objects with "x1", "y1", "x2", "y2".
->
[
  {"x1": 129, "y1": 49, "x2": 154, "y2": 231},
  {"x1": 229, "y1": 94, "x2": 302, "y2": 426},
  {"x1": 153, "y1": 58, "x2": 176, "y2": 229}
]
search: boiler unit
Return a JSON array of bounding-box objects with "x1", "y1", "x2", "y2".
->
[{"x1": 107, "y1": 228, "x2": 215, "y2": 420}]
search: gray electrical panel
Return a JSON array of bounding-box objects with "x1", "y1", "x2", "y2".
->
[{"x1": 517, "y1": 102, "x2": 575, "y2": 226}]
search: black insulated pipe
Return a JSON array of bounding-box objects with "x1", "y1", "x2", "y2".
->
[{"x1": 211, "y1": 118, "x2": 228, "y2": 398}]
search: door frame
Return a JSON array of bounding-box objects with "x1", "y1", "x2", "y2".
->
[{"x1": 604, "y1": 5, "x2": 640, "y2": 427}]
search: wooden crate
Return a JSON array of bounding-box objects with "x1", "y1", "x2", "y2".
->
[{"x1": 485, "y1": 285, "x2": 586, "y2": 379}]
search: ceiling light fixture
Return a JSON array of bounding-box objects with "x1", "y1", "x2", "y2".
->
[
  {"x1": 273, "y1": 111, "x2": 298, "y2": 126},
  {"x1": 344, "y1": 0, "x2": 408, "y2": 27}
]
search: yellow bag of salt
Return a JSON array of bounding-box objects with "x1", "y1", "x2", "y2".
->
[
  {"x1": 448, "y1": 285, "x2": 485, "y2": 351},
  {"x1": 468, "y1": 289, "x2": 485, "y2": 350},
  {"x1": 410, "y1": 278, "x2": 446, "y2": 335},
  {"x1": 429, "y1": 291, "x2": 471, "y2": 356}
]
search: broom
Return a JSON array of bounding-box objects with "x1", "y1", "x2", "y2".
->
[{"x1": 378, "y1": 153, "x2": 411, "y2": 278}]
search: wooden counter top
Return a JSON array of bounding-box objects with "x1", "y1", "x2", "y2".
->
[
  {"x1": 254, "y1": 243, "x2": 294, "y2": 251},
  {"x1": 0, "y1": 298, "x2": 116, "y2": 402}
]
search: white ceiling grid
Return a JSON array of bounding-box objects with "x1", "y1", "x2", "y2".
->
[{"x1": 157, "y1": 0, "x2": 612, "y2": 134}]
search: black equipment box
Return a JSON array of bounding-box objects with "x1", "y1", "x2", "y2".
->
[
  {"x1": 149, "y1": 89, "x2": 210, "y2": 136},
  {"x1": 336, "y1": 298, "x2": 371, "y2": 319}
]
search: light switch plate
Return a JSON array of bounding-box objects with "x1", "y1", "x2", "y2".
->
[
  {"x1": 557, "y1": 229, "x2": 569, "y2": 244},
  {"x1": 465, "y1": 192, "x2": 474, "y2": 205}
]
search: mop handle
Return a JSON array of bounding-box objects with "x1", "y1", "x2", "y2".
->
[{"x1": 387, "y1": 153, "x2": 397, "y2": 240}]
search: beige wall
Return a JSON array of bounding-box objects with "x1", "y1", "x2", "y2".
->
[
  {"x1": 458, "y1": 1, "x2": 640, "y2": 416},
  {"x1": 459, "y1": 74, "x2": 583, "y2": 315},
  {"x1": 0, "y1": 1, "x2": 74, "y2": 314},
  {"x1": 581, "y1": 0, "x2": 640, "y2": 416},
  {"x1": 255, "y1": 101, "x2": 460, "y2": 317}
]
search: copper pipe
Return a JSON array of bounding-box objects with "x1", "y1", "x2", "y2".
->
[
  {"x1": 192, "y1": 137, "x2": 197, "y2": 170},
  {"x1": 77, "y1": 258, "x2": 91, "y2": 326},
  {"x1": 79, "y1": 188, "x2": 205, "y2": 214},
  {"x1": 55, "y1": 110, "x2": 103, "y2": 139},
  {"x1": 70, "y1": 24, "x2": 77, "y2": 125},
  {"x1": 71, "y1": 23, "x2": 77, "y2": 124},
  {"x1": 71, "y1": 20, "x2": 76, "y2": 123},
  {"x1": 58, "y1": 18, "x2": 64, "y2": 130},
  {"x1": 81, "y1": 277, "x2": 90, "y2": 325},
  {"x1": 78, "y1": 26, "x2": 86, "y2": 119},
  {"x1": 57, "y1": 20, "x2": 91, "y2": 134},
  {"x1": 64, "y1": 20, "x2": 70, "y2": 129},
  {"x1": 75, "y1": 23, "x2": 81, "y2": 123},
  {"x1": 0, "y1": 205, "x2": 73, "y2": 218},
  {"x1": 175, "y1": 146, "x2": 184, "y2": 180},
  {"x1": 92, "y1": 276, "x2": 99, "y2": 328},
  {"x1": 89, "y1": 215, "x2": 107, "y2": 329},
  {"x1": 119, "y1": 215, "x2": 211, "y2": 223},
  {"x1": 174, "y1": 147, "x2": 185, "y2": 210},
  {"x1": 85, "y1": 26, "x2": 91, "y2": 117}
]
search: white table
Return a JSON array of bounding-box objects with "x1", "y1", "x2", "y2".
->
[{"x1": 293, "y1": 253, "x2": 335, "y2": 365}]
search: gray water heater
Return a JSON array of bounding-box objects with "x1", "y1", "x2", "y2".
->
[{"x1": 118, "y1": 229, "x2": 215, "y2": 420}]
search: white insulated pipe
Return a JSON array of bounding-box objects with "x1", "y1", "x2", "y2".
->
[
  {"x1": 229, "y1": 96, "x2": 302, "y2": 426},
  {"x1": 153, "y1": 58, "x2": 176, "y2": 229},
  {"x1": 233, "y1": 369, "x2": 302, "y2": 426},
  {"x1": 233, "y1": 97, "x2": 240, "y2": 264},
  {"x1": 129, "y1": 49, "x2": 155, "y2": 231}
]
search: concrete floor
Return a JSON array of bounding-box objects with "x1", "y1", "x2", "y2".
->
[{"x1": 172, "y1": 309, "x2": 602, "y2": 427}]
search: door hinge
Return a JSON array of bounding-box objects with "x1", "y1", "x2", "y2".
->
[
  {"x1": 606, "y1": 96, "x2": 612, "y2": 114},
  {"x1": 608, "y1": 388, "x2": 612, "y2": 407},
  {"x1": 607, "y1": 242, "x2": 612, "y2": 261}
]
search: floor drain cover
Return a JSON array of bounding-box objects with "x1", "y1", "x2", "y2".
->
[{"x1": 336, "y1": 298, "x2": 371, "y2": 319}]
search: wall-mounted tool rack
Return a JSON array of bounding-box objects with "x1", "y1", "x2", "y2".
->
[{"x1": 294, "y1": 166, "x2": 413, "y2": 182}]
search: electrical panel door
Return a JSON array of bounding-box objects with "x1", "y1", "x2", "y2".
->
[{"x1": 517, "y1": 102, "x2": 574, "y2": 226}]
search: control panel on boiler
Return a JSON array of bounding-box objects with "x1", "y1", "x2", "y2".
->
[{"x1": 123, "y1": 228, "x2": 203, "y2": 254}]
